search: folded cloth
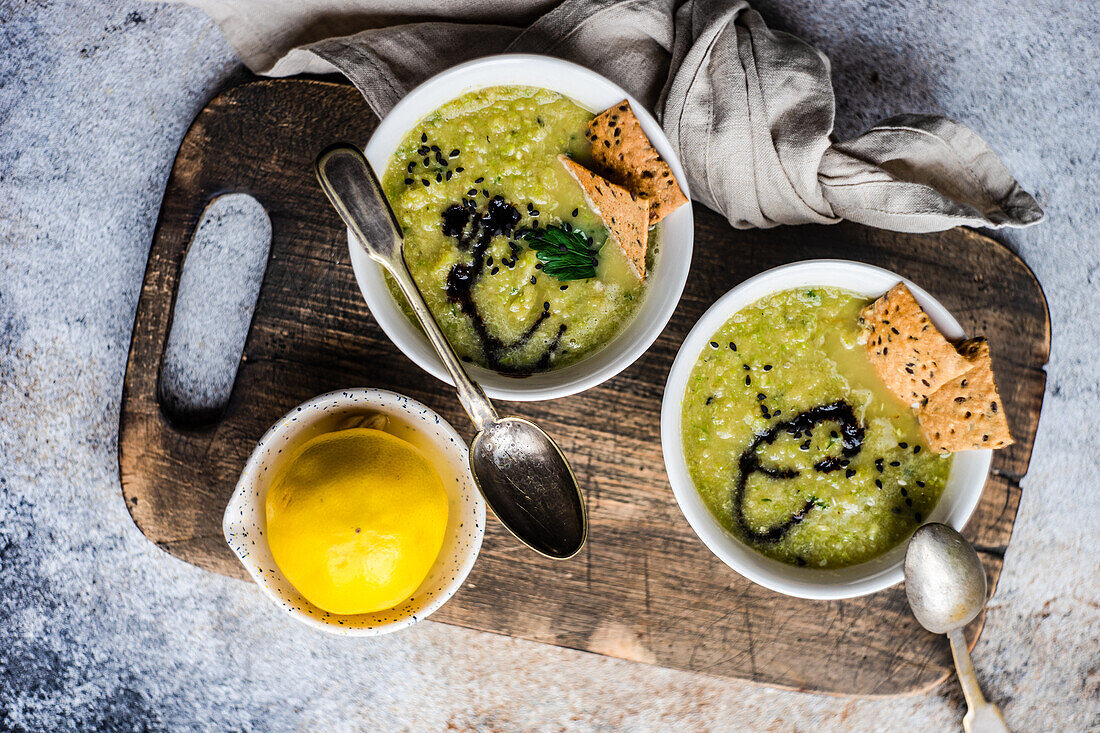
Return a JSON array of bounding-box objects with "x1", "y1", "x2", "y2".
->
[{"x1": 175, "y1": 0, "x2": 1043, "y2": 233}]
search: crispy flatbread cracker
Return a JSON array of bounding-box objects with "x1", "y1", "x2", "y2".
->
[
  {"x1": 919, "y1": 338, "x2": 1014, "y2": 451},
  {"x1": 586, "y1": 101, "x2": 687, "y2": 224},
  {"x1": 558, "y1": 155, "x2": 649, "y2": 279},
  {"x1": 861, "y1": 284, "x2": 1012, "y2": 452},
  {"x1": 860, "y1": 283, "x2": 971, "y2": 406}
]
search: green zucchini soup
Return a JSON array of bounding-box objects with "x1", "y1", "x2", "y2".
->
[
  {"x1": 680, "y1": 287, "x2": 953, "y2": 569},
  {"x1": 380, "y1": 86, "x2": 680, "y2": 375}
]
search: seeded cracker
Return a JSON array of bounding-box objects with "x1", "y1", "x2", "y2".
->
[
  {"x1": 861, "y1": 283, "x2": 1012, "y2": 452},
  {"x1": 861, "y1": 283, "x2": 971, "y2": 405},
  {"x1": 558, "y1": 155, "x2": 649, "y2": 279},
  {"x1": 586, "y1": 101, "x2": 687, "y2": 224},
  {"x1": 919, "y1": 338, "x2": 1014, "y2": 451}
]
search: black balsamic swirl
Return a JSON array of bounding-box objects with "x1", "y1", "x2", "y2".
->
[
  {"x1": 440, "y1": 196, "x2": 563, "y2": 375},
  {"x1": 732, "y1": 400, "x2": 865, "y2": 544}
]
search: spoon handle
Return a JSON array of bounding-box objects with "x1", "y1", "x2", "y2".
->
[
  {"x1": 948, "y1": 628, "x2": 1010, "y2": 733},
  {"x1": 315, "y1": 144, "x2": 499, "y2": 430}
]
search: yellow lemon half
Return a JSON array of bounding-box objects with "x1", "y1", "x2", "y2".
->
[{"x1": 265, "y1": 427, "x2": 449, "y2": 615}]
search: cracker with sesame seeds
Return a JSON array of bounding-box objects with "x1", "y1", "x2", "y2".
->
[
  {"x1": 918, "y1": 338, "x2": 1014, "y2": 452},
  {"x1": 861, "y1": 284, "x2": 1012, "y2": 452},
  {"x1": 558, "y1": 155, "x2": 649, "y2": 280},
  {"x1": 586, "y1": 100, "x2": 687, "y2": 224},
  {"x1": 860, "y1": 283, "x2": 971, "y2": 405}
]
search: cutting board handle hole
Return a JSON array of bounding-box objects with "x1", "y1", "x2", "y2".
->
[{"x1": 159, "y1": 193, "x2": 271, "y2": 428}]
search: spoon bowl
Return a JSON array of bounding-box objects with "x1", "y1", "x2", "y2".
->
[
  {"x1": 471, "y1": 417, "x2": 586, "y2": 558},
  {"x1": 905, "y1": 522, "x2": 987, "y2": 634}
]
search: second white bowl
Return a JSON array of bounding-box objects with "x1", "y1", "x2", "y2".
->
[
  {"x1": 660, "y1": 260, "x2": 992, "y2": 600},
  {"x1": 351, "y1": 54, "x2": 694, "y2": 401}
]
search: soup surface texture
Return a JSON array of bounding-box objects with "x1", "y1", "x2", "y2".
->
[
  {"x1": 681, "y1": 287, "x2": 952, "y2": 568},
  {"x1": 381, "y1": 86, "x2": 648, "y2": 375}
]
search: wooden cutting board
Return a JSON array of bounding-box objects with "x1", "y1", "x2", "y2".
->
[{"x1": 119, "y1": 78, "x2": 1049, "y2": 695}]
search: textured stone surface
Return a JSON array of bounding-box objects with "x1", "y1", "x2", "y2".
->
[{"x1": 1, "y1": 1, "x2": 1097, "y2": 730}]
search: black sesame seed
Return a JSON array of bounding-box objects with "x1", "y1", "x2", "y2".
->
[
  {"x1": 430, "y1": 145, "x2": 440, "y2": 153},
  {"x1": 421, "y1": 132, "x2": 427, "y2": 142},
  {"x1": 875, "y1": 479, "x2": 883, "y2": 488},
  {"x1": 531, "y1": 209, "x2": 539, "y2": 217},
  {"x1": 468, "y1": 188, "x2": 478, "y2": 196},
  {"x1": 899, "y1": 442, "x2": 908, "y2": 449},
  {"x1": 534, "y1": 263, "x2": 543, "y2": 270},
  {"x1": 423, "y1": 157, "x2": 431, "y2": 167},
  {"x1": 560, "y1": 285, "x2": 568, "y2": 291},
  {"x1": 404, "y1": 178, "x2": 413, "y2": 185},
  {"x1": 916, "y1": 480, "x2": 926, "y2": 488},
  {"x1": 900, "y1": 488, "x2": 909, "y2": 497},
  {"x1": 800, "y1": 440, "x2": 810, "y2": 451},
  {"x1": 486, "y1": 256, "x2": 493, "y2": 266},
  {"x1": 763, "y1": 364, "x2": 772, "y2": 371},
  {"x1": 729, "y1": 342, "x2": 737, "y2": 351},
  {"x1": 482, "y1": 189, "x2": 489, "y2": 197},
  {"x1": 450, "y1": 149, "x2": 460, "y2": 157},
  {"x1": 436, "y1": 173, "x2": 442, "y2": 183},
  {"x1": 446, "y1": 170, "x2": 453, "y2": 180},
  {"x1": 407, "y1": 161, "x2": 416, "y2": 172},
  {"x1": 455, "y1": 166, "x2": 464, "y2": 172},
  {"x1": 905, "y1": 497, "x2": 913, "y2": 507},
  {"x1": 913, "y1": 445, "x2": 921, "y2": 454},
  {"x1": 530, "y1": 276, "x2": 536, "y2": 285},
  {"x1": 743, "y1": 364, "x2": 751, "y2": 371},
  {"x1": 490, "y1": 267, "x2": 499, "y2": 275},
  {"x1": 773, "y1": 410, "x2": 781, "y2": 416},
  {"x1": 543, "y1": 301, "x2": 550, "y2": 310},
  {"x1": 421, "y1": 179, "x2": 430, "y2": 186},
  {"x1": 572, "y1": 208, "x2": 579, "y2": 217},
  {"x1": 745, "y1": 375, "x2": 751, "y2": 386},
  {"x1": 831, "y1": 431, "x2": 839, "y2": 439},
  {"x1": 845, "y1": 469, "x2": 856, "y2": 478},
  {"x1": 757, "y1": 393, "x2": 766, "y2": 401},
  {"x1": 475, "y1": 177, "x2": 484, "y2": 183},
  {"x1": 527, "y1": 203, "x2": 534, "y2": 211},
  {"x1": 710, "y1": 341, "x2": 719, "y2": 349}
]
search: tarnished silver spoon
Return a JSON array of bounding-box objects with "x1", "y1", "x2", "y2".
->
[
  {"x1": 315, "y1": 143, "x2": 587, "y2": 559},
  {"x1": 905, "y1": 523, "x2": 1010, "y2": 732}
]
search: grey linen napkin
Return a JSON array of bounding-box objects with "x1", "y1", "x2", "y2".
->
[{"x1": 179, "y1": 0, "x2": 1043, "y2": 233}]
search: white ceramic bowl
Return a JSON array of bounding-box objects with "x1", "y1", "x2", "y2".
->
[
  {"x1": 223, "y1": 388, "x2": 484, "y2": 634},
  {"x1": 351, "y1": 54, "x2": 694, "y2": 401},
  {"x1": 661, "y1": 260, "x2": 992, "y2": 600}
]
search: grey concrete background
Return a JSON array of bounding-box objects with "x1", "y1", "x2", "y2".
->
[{"x1": 1, "y1": 0, "x2": 1097, "y2": 730}]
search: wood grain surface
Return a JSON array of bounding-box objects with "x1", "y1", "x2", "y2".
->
[{"x1": 118, "y1": 78, "x2": 1049, "y2": 695}]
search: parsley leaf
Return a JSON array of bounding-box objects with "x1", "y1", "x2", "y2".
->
[{"x1": 518, "y1": 224, "x2": 602, "y2": 281}]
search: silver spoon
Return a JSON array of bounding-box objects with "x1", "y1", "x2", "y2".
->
[
  {"x1": 315, "y1": 143, "x2": 587, "y2": 559},
  {"x1": 904, "y1": 523, "x2": 1010, "y2": 732}
]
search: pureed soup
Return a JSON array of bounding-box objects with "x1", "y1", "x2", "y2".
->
[
  {"x1": 681, "y1": 287, "x2": 953, "y2": 569},
  {"x1": 381, "y1": 86, "x2": 650, "y2": 375}
]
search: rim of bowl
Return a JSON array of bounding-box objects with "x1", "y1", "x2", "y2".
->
[
  {"x1": 223, "y1": 388, "x2": 485, "y2": 634},
  {"x1": 351, "y1": 53, "x2": 694, "y2": 401},
  {"x1": 660, "y1": 260, "x2": 993, "y2": 600}
]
